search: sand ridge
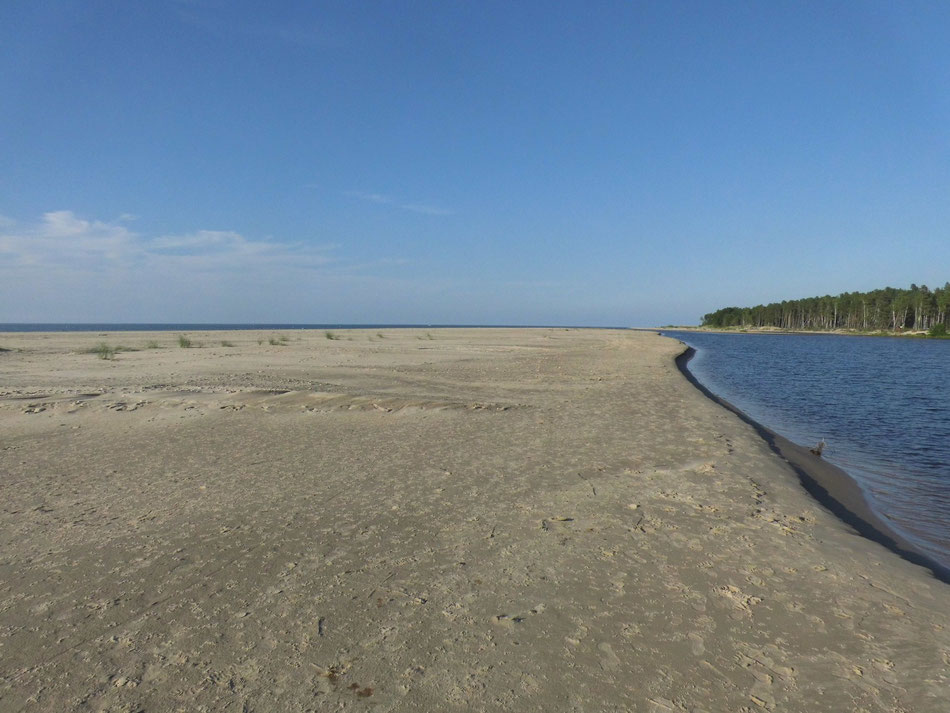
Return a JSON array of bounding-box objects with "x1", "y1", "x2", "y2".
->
[{"x1": 1, "y1": 328, "x2": 948, "y2": 711}]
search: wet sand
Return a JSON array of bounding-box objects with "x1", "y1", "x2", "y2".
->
[{"x1": 1, "y1": 328, "x2": 948, "y2": 712}]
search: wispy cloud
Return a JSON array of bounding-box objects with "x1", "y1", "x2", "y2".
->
[
  {"x1": 0, "y1": 210, "x2": 423, "y2": 321},
  {"x1": 173, "y1": 3, "x2": 346, "y2": 49},
  {"x1": 345, "y1": 191, "x2": 453, "y2": 216},
  {"x1": 505, "y1": 279, "x2": 566, "y2": 289},
  {"x1": 401, "y1": 203, "x2": 453, "y2": 216},
  {"x1": 0, "y1": 211, "x2": 137, "y2": 267},
  {"x1": 345, "y1": 191, "x2": 396, "y2": 206},
  {"x1": 0, "y1": 211, "x2": 336, "y2": 275}
]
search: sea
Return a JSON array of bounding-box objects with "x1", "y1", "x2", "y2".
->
[{"x1": 664, "y1": 330, "x2": 950, "y2": 572}]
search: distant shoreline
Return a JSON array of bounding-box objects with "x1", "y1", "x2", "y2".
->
[{"x1": 660, "y1": 325, "x2": 950, "y2": 339}]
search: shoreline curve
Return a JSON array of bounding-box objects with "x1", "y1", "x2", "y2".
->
[{"x1": 674, "y1": 344, "x2": 950, "y2": 585}]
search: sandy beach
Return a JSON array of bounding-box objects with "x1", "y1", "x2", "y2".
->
[{"x1": 1, "y1": 327, "x2": 948, "y2": 712}]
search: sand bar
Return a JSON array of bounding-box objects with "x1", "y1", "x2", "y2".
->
[{"x1": 1, "y1": 328, "x2": 948, "y2": 712}]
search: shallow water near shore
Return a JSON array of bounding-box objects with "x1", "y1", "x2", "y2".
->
[{"x1": 665, "y1": 330, "x2": 950, "y2": 570}]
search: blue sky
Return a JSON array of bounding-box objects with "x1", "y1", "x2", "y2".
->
[{"x1": 3, "y1": 1, "x2": 950, "y2": 325}]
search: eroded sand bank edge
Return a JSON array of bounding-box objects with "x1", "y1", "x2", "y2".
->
[{"x1": 673, "y1": 342, "x2": 950, "y2": 584}]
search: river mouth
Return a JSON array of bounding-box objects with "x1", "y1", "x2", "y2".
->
[{"x1": 665, "y1": 330, "x2": 950, "y2": 582}]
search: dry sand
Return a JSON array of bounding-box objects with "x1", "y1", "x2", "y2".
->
[{"x1": 1, "y1": 328, "x2": 948, "y2": 712}]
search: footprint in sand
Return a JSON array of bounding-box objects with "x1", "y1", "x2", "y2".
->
[
  {"x1": 493, "y1": 603, "x2": 545, "y2": 627},
  {"x1": 540, "y1": 516, "x2": 574, "y2": 531},
  {"x1": 566, "y1": 619, "x2": 588, "y2": 646},
  {"x1": 597, "y1": 642, "x2": 621, "y2": 670},
  {"x1": 715, "y1": 584, "x2": 762, "y2": 616}
]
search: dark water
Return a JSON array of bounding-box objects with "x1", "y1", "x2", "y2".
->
[{"x1": 665, "y1": 330, "x2": 950, "y2": 569}]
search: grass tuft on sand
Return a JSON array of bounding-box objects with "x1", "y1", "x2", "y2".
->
[{"x1": 84, "y1": 343, "x2": 139, "y2": 360}]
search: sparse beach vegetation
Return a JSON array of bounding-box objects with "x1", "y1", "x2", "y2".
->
[
  {"x1": 325, "y1": 331, "x2": 339, "y2": 340},
  {"x1": 93, "y1": 343, "x2": 116, "y2": 360},
  {"x1": 86, "y1": 343, "x2": 138, "y2": 359},
  {"x1": 178, "y1": 335, "x2": 193, "y2": 348}
]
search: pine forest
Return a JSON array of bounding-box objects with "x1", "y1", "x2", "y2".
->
[{"x1": 702, "y1": 283, "x2": 950, "y2": 333}]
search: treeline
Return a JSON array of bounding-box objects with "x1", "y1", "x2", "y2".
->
[{"x1": 702, "y1": 283, "x2": 950, "y2": 332}]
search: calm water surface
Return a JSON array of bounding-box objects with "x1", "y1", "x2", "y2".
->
[{"x1": 665, "y1": 331, "x2": 950, "y2": 569}]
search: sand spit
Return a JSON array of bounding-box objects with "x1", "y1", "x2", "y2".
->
[{"x1": 1, "y1": 328, "x2": 948, "y2": 712}]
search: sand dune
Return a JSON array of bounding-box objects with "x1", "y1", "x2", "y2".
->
[{"x1": 1, "y1": 328, "x2": 948, "y2": 712}]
